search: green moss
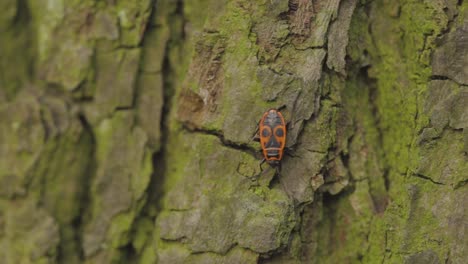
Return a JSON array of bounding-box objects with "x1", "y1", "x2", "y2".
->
[
  {"x1": 417, "y1": 130, "x2": 467, "y2": 186},
  {"x1": 0, "y1": 1, "x2": 36, "y2": 99},
  {"x1": 138, "y1": 242, "x2": 157, "y2": 264},
  {"x1": 378, "y1": 180, "x2": 460, "y2": 263},
  {"x1": 108, "y1": 212, "x2": 136, "y2": 248},
  {"x1": 154, "y1": 240, "x2": 191, "y2": 263},
  {"x1": 366, "y1": 5, "x2": 462, "y2": 257},
  {"x1": 131, "y1": 217, "x2": 153, "y2": 254},
  {"x1": 33, "y1": 123, "x2": 93, "y2": 262},
  {"x1": 323, "y1": 0, "x2": 464, "y2": 262},
  {"x1": 2, "y1": 200, "x2": 60, "y2": 264},
  {"x1": 249, "y1": 185, "x2": 267, "y2": 198},
  {"x1": 160, "y1": 130, "x2": 205, "y2": 205},
  {"x1": 113, "y1": 0, "x2": 152, "y2": 46},
  {"x1": 371, "y1": 3, "x2": 447, "y2": 260},
  {"x1": 132, "y1": 148, "x2": 153, "y2": 200},
  {"x1": 187, "y1": 246, "x2": 258, "y2": 263},
  {"x1": 363, "y1": 215, "x2": 387, "y2": 263},
  {"x1": 368, "y1": 0, "x2": 452, "y2": 175},
  {"x1": 314, "y1": 181, "x2": 375, "y2": 263}
]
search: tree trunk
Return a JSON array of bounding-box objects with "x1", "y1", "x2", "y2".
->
[{"x1": 0, "y1": 0, "x2": 466, "y2": 263}]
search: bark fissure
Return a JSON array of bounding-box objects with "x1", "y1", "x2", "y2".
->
[
  {"x1": 182, "y1": 126, "x2": 262, "y2": 157},
  {"x1": 75, "y1": 114, "x2": 97, "y2": 262},
  {"x1": 453, "y1": 178, "x2": 467, "y2": 190},
  {"x1": 128, "y1": 0, "x2": 186, "y2": 261},
  {"x1": 411, "y1": 172, "x2": 446, "y2": 185},
  {"x1": 430, "y1": 75, "x2": 466, "y2": 86}
]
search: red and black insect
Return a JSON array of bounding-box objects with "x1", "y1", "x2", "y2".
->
[{"x1": 254, "y1": 109, "x2": 287, "y2": 169}]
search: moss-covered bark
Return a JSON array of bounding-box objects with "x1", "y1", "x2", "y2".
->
[{"x1": 0, "y1": 0, "x2": 466, "y2": 263}]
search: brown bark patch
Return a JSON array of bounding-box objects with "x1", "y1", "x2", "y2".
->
[
  {"x1": 177, "y1": 90, "x2": 204, "y2": 129},
  {"x1": 280, "y1": 0, "x2": 325, "y2": 42},
  {"x1": 177, "y1": 33, "x2": 226, "y2": 128}
]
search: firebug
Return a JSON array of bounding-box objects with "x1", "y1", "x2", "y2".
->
[{"x1": 254, "y1": 109, "x2": 287, "y2": 169}]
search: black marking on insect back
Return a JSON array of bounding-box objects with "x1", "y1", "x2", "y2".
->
[
  {"x1": 265, "y1": 135, "x2": 280, "y2": 148},
  {"x1": 262, "y1": 128, "x2": 271, "y2": 137},
  {"x1": 266, "y1": 149, "x2": 280, "y2": 158},
  {"x1": 275, "y1": 127, "x2": 284, "y2": 137}
]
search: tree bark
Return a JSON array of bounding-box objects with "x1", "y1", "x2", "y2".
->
[{"x1": 0, "y1": 0, "x2": 466, "y2": 263}]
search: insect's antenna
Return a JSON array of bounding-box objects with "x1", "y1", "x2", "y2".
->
[
  {"x1": 277, "y1": 104, "x2": 287, "y2": 111},
  {"x1": 278, "y1": 162, "x2": 282, "y2": 174}
]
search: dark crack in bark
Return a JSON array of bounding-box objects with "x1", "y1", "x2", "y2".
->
[
  {"x1": 75, "y1": 113, "x2": 97, "y2": 262},
  {"x1": 411, "y1": 172, "x2": 445, "y2": 186},
  {"x1": 454, "y1": 179, "x2": 468, "y2": 190},
  {"x1": 127, "y1": 0, "x2": 186, "y2": 262},
  {"x1": 182, "y1": 125, "x2": 261, "y2": 158}
]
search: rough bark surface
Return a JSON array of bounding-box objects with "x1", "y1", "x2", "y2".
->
[{"x1": 0, "y1": 0, "x2": 466, "y2": 263}]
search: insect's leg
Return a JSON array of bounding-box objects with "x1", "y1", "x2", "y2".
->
[
  {"x1": 272, "y1": 161, "x2": 281, "y2": 176},
  {"x1": 259, "y1": 158, "x2": 266, "y2": 171},
  {"x1": 277, "y1": 105, "x2": 288, "y2": 113},
  {"x1": 285, "y1": 146, "x2": 295, "y2": 156},
  {"x1": 252, "y1": 134, "x2": 260, "y2": 142},
  {"x1": 252, "y1": 125, "x2": 260, "y2": 142}
]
